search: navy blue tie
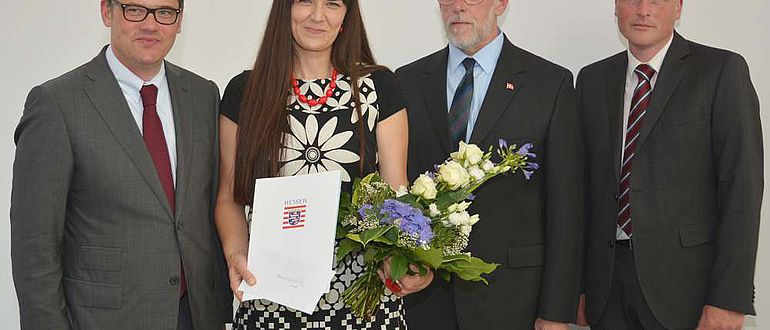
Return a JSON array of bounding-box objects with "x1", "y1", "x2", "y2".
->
[{"x1": 449, "y1": 58, "x2": 475, "y2": 147}]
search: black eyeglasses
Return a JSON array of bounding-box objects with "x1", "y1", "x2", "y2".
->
[
  {"x1": 115, "y1": 1, "x2": 181, "y2": 25},
  {"x1": 438, "y1": 0, "x2": 485, "y2": 5}
]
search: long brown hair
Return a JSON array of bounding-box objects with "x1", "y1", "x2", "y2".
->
[{"x1": 233, "y1": 0, "x2": 382, "y2": 205}]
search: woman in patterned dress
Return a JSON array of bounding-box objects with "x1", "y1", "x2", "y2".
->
[{"x1": 215, "y1": 1, "x2": 433, "y2": 329}]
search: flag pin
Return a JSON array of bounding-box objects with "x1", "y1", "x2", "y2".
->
[{"x1": 506, "y1": 82, "x2": 515, "y2": 91}]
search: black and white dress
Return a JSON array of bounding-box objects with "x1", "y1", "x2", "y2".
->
[{"x1": 220, "y1": 68, "x2": 407, "y2": 330}]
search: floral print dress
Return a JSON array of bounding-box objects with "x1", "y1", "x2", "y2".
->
[{"x1": 220, "y1": 69, "x2": 407, "y2": 330}]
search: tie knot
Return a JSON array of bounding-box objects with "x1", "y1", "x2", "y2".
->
[
  {"x1": 462, "y1": 57, "x2": 476, "y2": 73},
  {"x1": 634, "y1": 64, "x2": 656, "y2": 82},
  {"x1": 140, "y1": 84, "x2": 158, "y2": 107}
]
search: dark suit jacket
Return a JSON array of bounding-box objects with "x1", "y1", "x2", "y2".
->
[
  {"x1": 577, "y1": 33, "x2": 762, "y2": 329},
  {"x1": 396, "y1": 37, "x2": 584, "y2": 330},
  {"x1": 11, "y1": 48, "x2": 232, "y2": 329}
]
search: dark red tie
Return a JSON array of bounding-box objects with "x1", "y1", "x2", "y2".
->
[
  {"x1": 617, "y1": 64, "x2": 656, "y2": 237},
  {"x1": 140, "y1": 84, "x2": 186, "y2": 296}
]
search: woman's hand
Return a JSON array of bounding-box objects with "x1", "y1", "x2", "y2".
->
[
  {"x1": 377, "y1": 256, "x2": 434, "y2": 297},
  {"x1": 227, "y1": 253, "x2": 256, "y2": 302}
]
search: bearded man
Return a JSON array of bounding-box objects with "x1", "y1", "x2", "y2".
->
[{"x1": 395, "y1": 0, "x2": 584, "y2": 329}]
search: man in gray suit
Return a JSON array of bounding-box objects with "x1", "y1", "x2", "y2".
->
[
  {"x1": 577, "y1": 0, "x2": 761, "y2": 329},
  {"x1": 11, "y1": 0, "x2": 231, "y2": 329}
]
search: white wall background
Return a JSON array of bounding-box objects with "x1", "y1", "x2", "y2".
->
[{"x1": 0, "y1": 1, "x2": 767, "y2": 328}]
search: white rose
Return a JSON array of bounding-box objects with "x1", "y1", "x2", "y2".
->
[
  {"x1": 448, "y1": 202, "x2": 470, "y2": 213},
  {"x1": 448, "y1": 211, "x2": 471, "y2": 226},
  {"x1": 464, "y1": 144, "x2": 484, "y2": 166},
  {"x1": 438, "y1": 161, "x2": 470, "y2": 189},
  {"x1": 395, "y1": 185, "x2": 408, "y2": 197},
  {"x1": 468, "y1": 166, "x2": 485, "y2": 181},
  {"x1": 410, "y1": 174, "x2": 437, "y2": 200},
  {"x1": 450, "y1": 142, "x2": 484, "y2": 166},
  {"x1": 482, "y1": 160, "x2": 495, "y2": 173},
  {"x1": 450, "y1": 141, "x2": 468, "y2": 162},
  {"x1": 460, "y1": 225, "x2": 472, "y2": 235},
  {"x1": 428, "y1": 203, "x2": 441, "y2": 217}
]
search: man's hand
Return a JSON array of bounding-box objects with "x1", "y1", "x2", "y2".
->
[
  {"x1": 534, "y1": 318, "x2": 569, "y2": 330},
  {"x1": 695, "y1": 305, "x2": 745, "y2": 330}
]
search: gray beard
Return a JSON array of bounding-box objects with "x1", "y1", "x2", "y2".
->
[{"x1": 444, "y1": 15, "x2": 497, "y2": 53}]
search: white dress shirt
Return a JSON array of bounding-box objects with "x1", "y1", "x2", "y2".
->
[
  {"x1": 616, "y1": 35, "x2": 674, "y2": 240},
  {"x1": 105, "y1": 45, "x2": 177, "y2": 185}
]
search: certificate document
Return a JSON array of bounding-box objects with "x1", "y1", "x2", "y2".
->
[{"x1": 239, "y1": 171, "x2": 342, "y2": 314}]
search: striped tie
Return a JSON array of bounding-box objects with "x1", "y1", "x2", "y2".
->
[
  {"x1": 617, "y1": 64, "x2": 656, "y2": 237},
  {"x1": 448, "y1": 57, "x2": 476, "y2": 147}
]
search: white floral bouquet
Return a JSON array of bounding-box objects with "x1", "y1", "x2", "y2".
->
[{"x1": 336, "y1": 140, "x2": 538, "y2": 318}]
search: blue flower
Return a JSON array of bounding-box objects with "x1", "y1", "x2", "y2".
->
[
  {"x1": 516, "y1": 143, "x2": 536, "y2": 158},
  {"x1": 379, "y1": 199, "x2": 434, "y2": 245},
  {"x1": 523, "y1": 170, "x2": 534, "y2": 180},
  {"x1": 468, "y1": 194, "x2": 476, "y2": 201},
  {"x1": 498, "y1": 139, "x2": 508, "y2": 150},
  {"x1": 526, "y1": 162, "x2": 540, "y2": 170},
  {"x1": 358, "y1": 204, "x2": 374, "y2": 219}
]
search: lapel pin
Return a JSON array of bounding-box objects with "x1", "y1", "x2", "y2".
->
[{"x1": 506, "y1": 82, "x2": 515, "y2": 91}]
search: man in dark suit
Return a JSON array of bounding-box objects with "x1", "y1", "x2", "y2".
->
[
  {"x1": 577, "y1": 1, "x2": 762, "y2": 329},
  {"x1": 11, "y1": 0, "x2": 231, "y2": 329},
  {"x1": 395, "y1": 0, "x2": 584, "y2": 329}
]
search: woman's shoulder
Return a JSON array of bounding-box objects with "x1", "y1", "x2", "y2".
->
[{"x1": 224, "y1": 70, "x2": 251, "y2": 94}]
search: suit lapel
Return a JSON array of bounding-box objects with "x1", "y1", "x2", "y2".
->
[
  {"x1": 635, "y1": 33, "x2": 691, "y2": 151},
  {"x1": 420, "y1": 47, "x2": 451, "y2": 153},
  {"x1": 469, "y1": 39, "x2": 526, "y2": 145},
  {"x1": 166, "y1": 63, "x2": 193, "y2": 222},
  {"x1": 82, "y1": 48, "x2": 174, "y2": 221},
  {"x1": 608, "y1": 54, "x2": 628, "y2": 182}
]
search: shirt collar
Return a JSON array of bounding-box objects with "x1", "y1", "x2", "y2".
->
[
  {"x1": 448, "y1": 30, "x2": 505, "y2": 75},
  {"x1": 626, "y1": 34, "x2": 674, "y2": 76},
  {"x1": 106, "y1": 44, "x2": 166, "y2": 91}
]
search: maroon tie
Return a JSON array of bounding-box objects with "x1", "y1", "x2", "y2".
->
[
  {"x1": 140, "y1": 84, "x2": 186, "y2": 296},
  {"x1": 617, "y1": 64, "x2": 656, "y2": 237}
]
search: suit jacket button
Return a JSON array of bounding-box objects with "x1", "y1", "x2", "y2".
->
[
  {"x1": 176, "y1": 222, "x2": 182, "y2": 230},
  {"x1": 169, "y1": 276, "x2": 180, "y2": 286}
]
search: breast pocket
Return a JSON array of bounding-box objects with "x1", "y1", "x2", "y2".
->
[
  {"x1": 661, "y1": 105, "x2": 707, "y2": 129},
  {"x1": 507, "y1": 244, "x2": 545, "y2": 269},
  {"x1": 679, "y1": 222, "x2": 718, "y2": 247}
]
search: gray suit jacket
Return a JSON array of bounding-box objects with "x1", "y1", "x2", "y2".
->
[
  {"x1": 578, "y1": 33, "x2": 762, "y2": 329},
  {"x1": 11, "y1": 48, "x2": 232, "y2": 329}
]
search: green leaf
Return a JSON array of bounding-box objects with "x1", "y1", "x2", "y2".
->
[
  {"x1": 373, "y1": 226, "x2": 399, "y2": 245},
  {"x1": 347, "y1": 233, "x2": 363, "y2": 244},
  {"x1": 336, "y1": 224, "x2": 350, "y2": 239},
  {"x1": 389, "y1": 253, "x2": 409, "y2": 281},
  {"x1": 439, "y1": 256, "x2": 499, "y2": 284},
  {"x1": 359, "y1": 225, "x2": 396, "y2": 246},
  {"x1": 397, "y1": 193, "x2": 419, "y2": 205},
  {"x1": 336, "y1": 238, "x2": 361, "y2": 265},
  {"x1": 413, "y1": 248, "x2": 444, "y2": 269},
  {"x1": 442, "y1": 254, "x2": 471, "y2": 263},
  {"x1": 438, "y1": 269, "x2": 451, "y2": 282}
]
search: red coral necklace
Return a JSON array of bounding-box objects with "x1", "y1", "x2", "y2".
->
[{"x1": 291, "y1": 69, "x2": 338, "y2": 107}]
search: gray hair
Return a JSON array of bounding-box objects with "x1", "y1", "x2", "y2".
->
[{"x1": 105, "y1": 0, "x2": 184, "y2": 9}]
